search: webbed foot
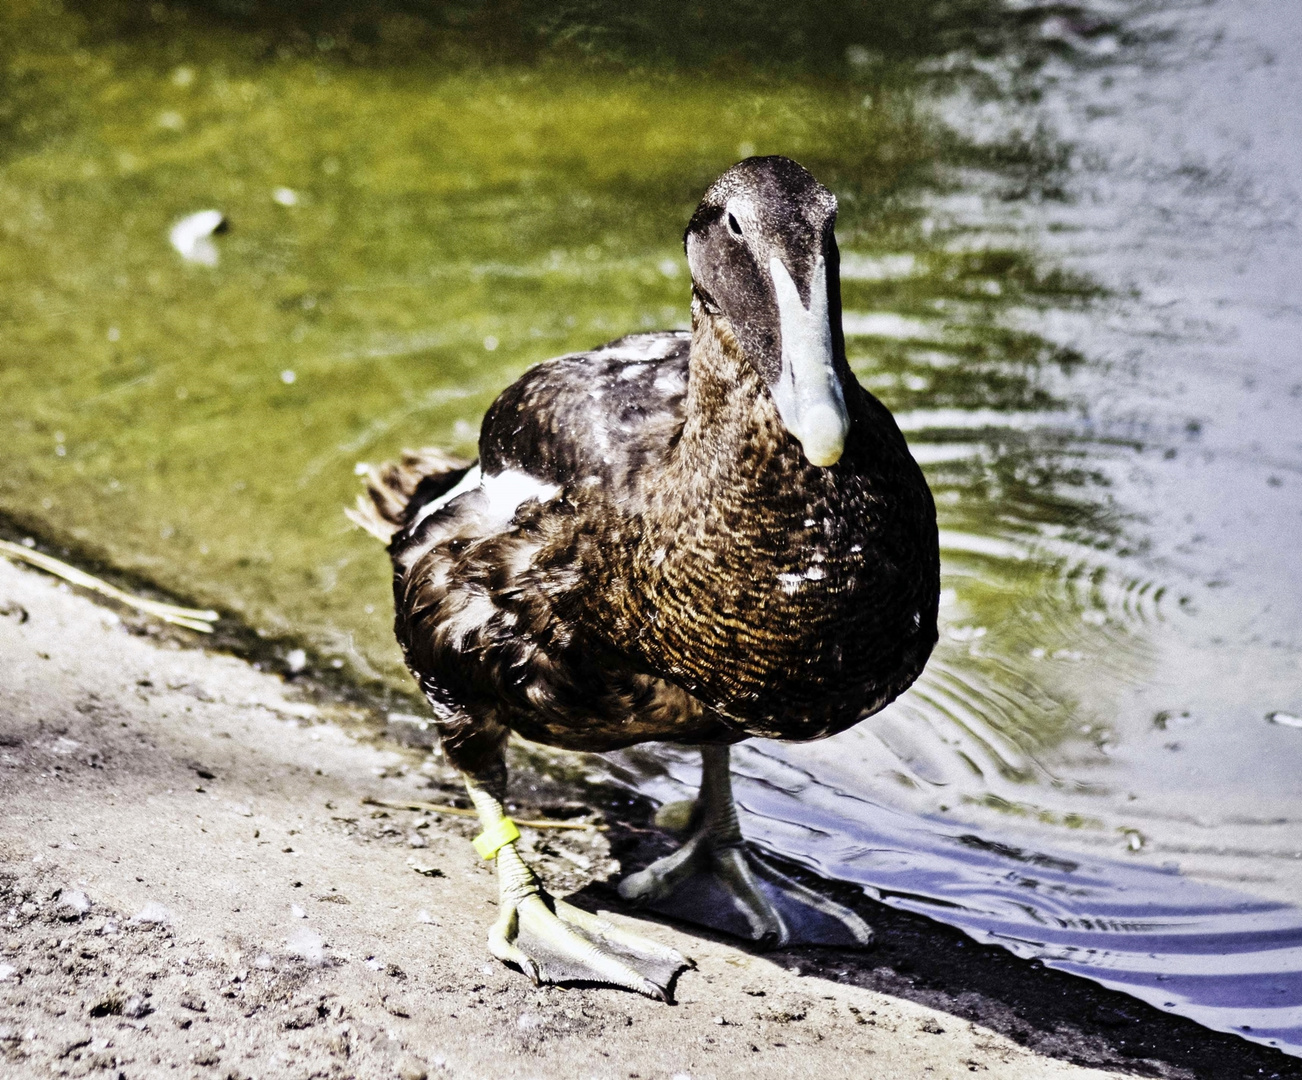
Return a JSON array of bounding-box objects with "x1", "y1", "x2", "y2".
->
[
  {"x1": 618, "y1": 745, "x2": 873, "y2": 949},
  {"x1": 490, "y1": 887, "x2": 691, "y2": 999},
  {"x1": 462, "y1": 770, "x2": 690, "y2": 1000},
  {"x1": 620, "y1": 836, "x2": 872, "y2": 948}
]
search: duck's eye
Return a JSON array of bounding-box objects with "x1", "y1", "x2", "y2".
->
[{"x1": 727, "y1": 213, "x2": 743, "y2": 237}]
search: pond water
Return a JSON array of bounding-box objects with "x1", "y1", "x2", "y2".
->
[{"x1": 2, "y1": 0, "x2": 1299, "y2": 1055}]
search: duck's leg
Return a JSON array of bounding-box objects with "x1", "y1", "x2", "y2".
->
[
  {"x1": 461, "y1": 758, "x2": 691, "y2": 1000},
  {"x1": 618, "y1": 745, "x2": 873, "y2": 949}
]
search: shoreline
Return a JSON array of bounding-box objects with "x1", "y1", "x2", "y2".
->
[{"x1": 1, "y1": 552, "x2": 1296, "y2": 1079}]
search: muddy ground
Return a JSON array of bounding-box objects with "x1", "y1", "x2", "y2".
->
[{"x1": 1, "y1": 552, "x2": 1299, "y2": 1080}]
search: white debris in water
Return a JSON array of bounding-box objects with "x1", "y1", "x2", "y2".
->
[
  {"x1": 285, "y1": 648, "x2": 307, "y2": 674},
  {"x1": 1267, "y1": 711, "x2": 1302, "y2": 728},
  {"x1": 483, "y1": 335, "x2": 499, "y2": 351},
  {"x1": 280, "y1": 370, "x2": 296, "y2": 385},
  {"x1": 272, "y1": 187, "x2": 299, "y2": 207},
  {"x1": 168, "y1": 210, "x2": 225, "y2": 266},
  {"x1": 287, "y1": 927, "x2": 324, "y2": 964},
  {"x1": 128, "y1": 901, "x2": 173, "y2": 926}
]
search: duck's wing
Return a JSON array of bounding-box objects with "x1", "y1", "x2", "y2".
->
[
  {"x1": 392, "y1": 330, "x2": 689, "y2": 559},
  {"x1": 478, "y1": 330, "x2": 690, "y2": 497}
]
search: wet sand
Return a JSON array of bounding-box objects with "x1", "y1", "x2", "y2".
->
[{"x1": 0, "y1": 553, "x2": 1294, "y2": 1080}]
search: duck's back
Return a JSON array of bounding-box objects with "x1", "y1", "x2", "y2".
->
[{"x1": 477, "y1": 331, "x2": 690, "y2": 505}]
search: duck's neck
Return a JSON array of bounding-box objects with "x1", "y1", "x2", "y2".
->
[{"x1": 676, "y1": 299, "x2": 800, "y2": 484}]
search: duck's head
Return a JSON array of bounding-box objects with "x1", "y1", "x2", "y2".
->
[{"x1": 685, "y1": 156, "x2": 849, "y2": 468}]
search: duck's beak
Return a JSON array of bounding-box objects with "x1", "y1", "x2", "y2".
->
[{"x1": 768, "y1": 255, "x2": 850, "y2": 467}]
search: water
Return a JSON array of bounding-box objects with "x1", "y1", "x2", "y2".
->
[{"x1": 2, "y1": 0, "x2": 1300, "y2": 1055}]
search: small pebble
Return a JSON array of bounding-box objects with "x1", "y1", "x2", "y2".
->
[
  {"x1": 122, "y1": 995, "x2": 151, "y2": 1018},
  {"x1": 287, "y1": 927, "x2": 324, "y2": 965},
  {"x1": 128, "y1": 902, "x2": 173, "y2": 927},
  {"x1": 396, "y1": 1054, "x2": 428, "y2": 1080}
]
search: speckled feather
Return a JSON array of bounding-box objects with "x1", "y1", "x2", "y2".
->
[{"x1": 377, "y1": 310, "x2": 938, "y2": 776}]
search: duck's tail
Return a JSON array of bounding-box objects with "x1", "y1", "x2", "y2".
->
[{"x1": 345, "y1": 448, "x2": 474, "y2": 545}]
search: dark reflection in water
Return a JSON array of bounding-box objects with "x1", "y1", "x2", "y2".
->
[
  {"x1": 72, "y1": 0, "x2": 1113, "y2": 74},
  {"x1": 2, "y1": 0, "x2": 1300, "y2": 1057}
]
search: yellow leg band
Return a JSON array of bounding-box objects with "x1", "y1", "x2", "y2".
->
[{"x1": 473, "y1": 816, "x2": 520, "y2": 860}]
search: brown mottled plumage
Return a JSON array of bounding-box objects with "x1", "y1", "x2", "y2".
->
[
  {"x1": 352, "y1": 157, "x2": 940, "y2": 988},
  {"x1": 366, "y1": 303, "x2": 936, "y2": 773}
]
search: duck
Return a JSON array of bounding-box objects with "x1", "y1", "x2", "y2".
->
[{"x1": 348, "y1": 156, "x2": 940, "y2": 1000}]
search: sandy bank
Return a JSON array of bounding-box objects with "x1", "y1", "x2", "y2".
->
[{"x1": 0, "y1": 555, "x2": 1284, "y2": 1080}]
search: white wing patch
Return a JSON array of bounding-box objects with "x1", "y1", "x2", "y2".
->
[
  {"x1": 592, "y1": 331, "x2": 690, "y2": 363},
  {"x1": 410, "y1": 465, "x2": 482, "y2": 529},
  {"x1": 480, "y1": 469, "x2": 562, "y2": 522},
  {"x1": 409, "y1": 464, "x2": 561, "y2": 531}
]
